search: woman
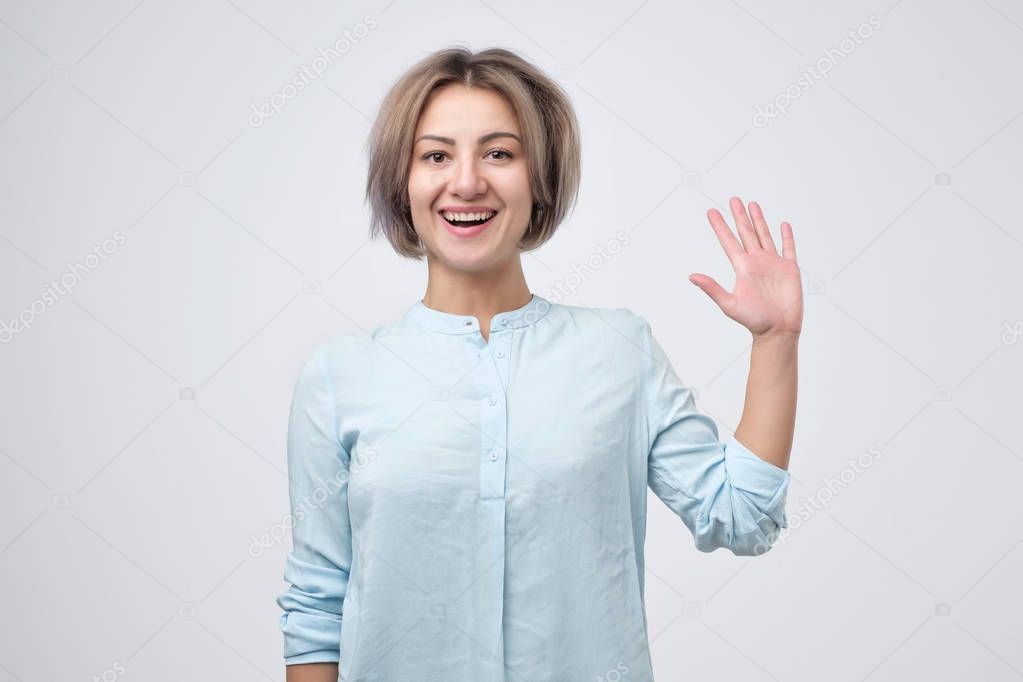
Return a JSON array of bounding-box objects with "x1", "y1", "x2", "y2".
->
[{"x1": 277, "y1": 46, "x2": 801, "y2": 682}]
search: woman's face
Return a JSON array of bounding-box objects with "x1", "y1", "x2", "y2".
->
[{"x1": 408, "y1": 84, "x2": 533, "y2": 272}]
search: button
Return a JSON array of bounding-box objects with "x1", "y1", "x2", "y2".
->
[
  {"x1": 464, "y1": 320, "x2": 473, "y2": 327},
  {"x1": 496, "y1": 350, "x2": 505, "y2": 358},
  {"x1": 495, "y1": 319, "x2": 506, "y2": 327},
  {"x1": 488, "y1": 450, "x2": 499, "y2": 461},
  {"x1": 487, "y1": 395, "x2": 497, "y2": 406}
]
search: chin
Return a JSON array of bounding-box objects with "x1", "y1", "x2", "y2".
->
[
  {"x1": 433, "y1": 248, "x2": 503, "y2": 273},
  {"x1": 426, "y1": 239, "x2": 519, "y2": 273}
]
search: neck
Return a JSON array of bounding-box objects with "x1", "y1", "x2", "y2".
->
[{"x1": 421, "y1": 253, "x2": 532, "y2": 334}]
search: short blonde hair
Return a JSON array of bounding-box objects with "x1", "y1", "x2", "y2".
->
[{"x1": 365, "y1": 46, "x2": 581, "y2": 260}]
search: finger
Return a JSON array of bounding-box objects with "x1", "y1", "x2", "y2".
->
[
  {"x1": 748, "y1": 201, "x2": 779, "y2": 254},
  {"x1": 729, "y1": 196, "x2": 762, "y2": 251},
  {"x1": 780, "y1": 221, "x2": 797, "y2": 262},
  {"x1": 688, "y1": 273, "x2": 734, "y2": 313},
  {"x1": 706, "y1": 208, "x2": 744, "y2": 264}
]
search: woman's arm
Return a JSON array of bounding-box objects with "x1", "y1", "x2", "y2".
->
[
  {"x1": 734, "y1": 331, "x2": 798, "y2": 471},
  {"x1": 286, "y1": 662, "x2": 338, "y2": 682},
  {"x1": 688, "y1": 196, "x2": 803, "y2": 472},
  {"x1": 276, "y1": 344, "x2": 354, "y2": 670},
  {"x1": 641, "y1": 314, "x2": 792, "y2": 556}
]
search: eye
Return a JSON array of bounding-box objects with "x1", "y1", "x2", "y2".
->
[
  {"x1": 421, "y1": 149, "x2": 513, "y2": 164},
  {"x1": 422, "y1": 151, "x2": 448, "y2": 164}
]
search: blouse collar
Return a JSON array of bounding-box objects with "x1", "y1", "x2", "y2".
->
[{"x1": 405, "y1": 293, "x2": 552, "y2": 335}]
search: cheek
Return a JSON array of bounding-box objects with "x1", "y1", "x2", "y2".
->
[
  {"x1": 406, "y1": 174, "x2": 432, "y2": 209},
  {"x1": 493, "y1": 171, "x2": 532, "y2": 208},
  {"x1": 511, "y1": 166, "x2": 533, "y2": 204},
  {"x1": 408, "y1": 169, "x2": 446, "y2": 207}
]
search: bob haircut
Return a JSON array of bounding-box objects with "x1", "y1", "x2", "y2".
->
[{"x1": 365, "y1": 46, "x2": 581, "y2": 260}]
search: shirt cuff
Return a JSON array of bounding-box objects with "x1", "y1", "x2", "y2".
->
[
  {"x1": 723, "y1": 433, "x2": 791, "y2": 529},
  {"x1": 284, "y1": 649, "x2": 341, "y2": 665}
]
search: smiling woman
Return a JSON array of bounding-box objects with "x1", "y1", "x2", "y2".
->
[
  {"x1": 277, "y1": 46, "x2": 800, "y2": 682},
  {"x1": 407, "y1": 86, "x2": 534, "y2": 258},
  {"x1": 365, "y1": 47, "x2": 580, "y2": 263}
]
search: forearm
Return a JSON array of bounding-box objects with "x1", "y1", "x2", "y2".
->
[
  {"x1": 286, "y1": 662, "x2": 338, "y2": 682},
  {"x1": 733, "y1": 332, "x2": 798, "y2": 471}
]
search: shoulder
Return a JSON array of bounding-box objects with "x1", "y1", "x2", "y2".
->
[
  {"x1": 548, "y1": 300, "x2": 651, "y2": 346},
  {"x1": 545, "y1": 301, "x2": 654, "y2": 375},
  {"x1": 315, "y1": 333, "x2": 372, "y2": 364},
  {"x1": 305, "y1": 312, "x2": 404, "y2": 368},
  {"x1": 292, "y1": 331, "x2": 376, "y2": 393}
]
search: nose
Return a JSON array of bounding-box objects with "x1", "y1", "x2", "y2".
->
[{"x1": 447, "y1": 155, "x2": 486, "y2": 198}]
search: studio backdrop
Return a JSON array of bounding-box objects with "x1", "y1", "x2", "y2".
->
[{"x1": 1, "y1": 0, "x2": 1021, "y2": 680}]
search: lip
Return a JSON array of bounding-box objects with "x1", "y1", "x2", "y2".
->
[
  {"x1": 438, "y1": 205, "x2": 498, "y2": 213},
  {"x1": 438, "y1": 209, "x2": 498, "y2": 239}
]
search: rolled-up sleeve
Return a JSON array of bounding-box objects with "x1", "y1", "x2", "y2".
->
[
  {"x1": 638, "y1": 316, "x2": 790, "y2": 556},
  {"x1": 276, "y1": 345, "x2": 353, "y2": 664}
]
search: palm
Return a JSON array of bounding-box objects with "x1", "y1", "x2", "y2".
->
[{"x1": 689, "y1": 197, "x2": 803, "y2": 338}]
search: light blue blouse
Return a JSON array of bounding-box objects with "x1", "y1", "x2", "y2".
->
[{"x1": 276, "y1": 293, "x2": 790, "y2": 681}]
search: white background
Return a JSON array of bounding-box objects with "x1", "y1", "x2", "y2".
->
[{"x1": 1, "y1": 0, "x2": 1022, "y2": 680}]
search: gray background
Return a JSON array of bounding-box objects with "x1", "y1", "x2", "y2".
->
[{"x1": 1, "y1": 0, "x2": 1022, "y2": 680}]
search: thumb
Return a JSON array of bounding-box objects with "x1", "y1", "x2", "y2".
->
[{"x1": 688, "y1": 273, "x2": 733, "y2": 312}]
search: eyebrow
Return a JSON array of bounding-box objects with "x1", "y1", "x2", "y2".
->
[{"x1": 414, "y1": 131, "x2": 521, "y2": 146}]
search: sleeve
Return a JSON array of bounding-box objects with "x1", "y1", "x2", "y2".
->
[
  {"x1": 275, "y1": 345, "x2": 353, "y2": 664},
  {"x1": 639, "y1": 316, "x2": 790, "y2": 556}
]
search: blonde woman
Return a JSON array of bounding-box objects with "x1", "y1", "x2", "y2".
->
[{"x1": 277, "y1": 46, "x2": 802, "y2": 682}]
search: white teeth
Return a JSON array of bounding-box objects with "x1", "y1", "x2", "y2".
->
[{"x1": 442, "y1": 211, "x2": 496, "y2": 221}]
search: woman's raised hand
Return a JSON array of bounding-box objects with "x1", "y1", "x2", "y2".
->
[{"x1": 688, "y1": 197, "x2": 803, "y2": 340}]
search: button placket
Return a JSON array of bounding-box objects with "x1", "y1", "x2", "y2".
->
[
  {"x1": 479, "y1": 323, "x2": 508, "y2": 500},
  {"x1": 488, "y1": 317, "x2": 514, "y2": 389}
]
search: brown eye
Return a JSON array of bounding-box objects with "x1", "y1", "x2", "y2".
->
[
  {"x1": 488, "y1": 148, "x2": 513, "y2": 160},
  {"x1": 423, "y1": 151, "x2": 447, "y2": 164}
]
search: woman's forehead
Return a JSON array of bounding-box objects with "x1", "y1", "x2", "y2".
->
[{"x1": 415, "y1": 86, "x2": 521, "y2": 138}]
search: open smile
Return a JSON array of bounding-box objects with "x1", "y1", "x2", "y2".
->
[{"x1": 437, "y1": 208, "x2": 499, "y2": 238}]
